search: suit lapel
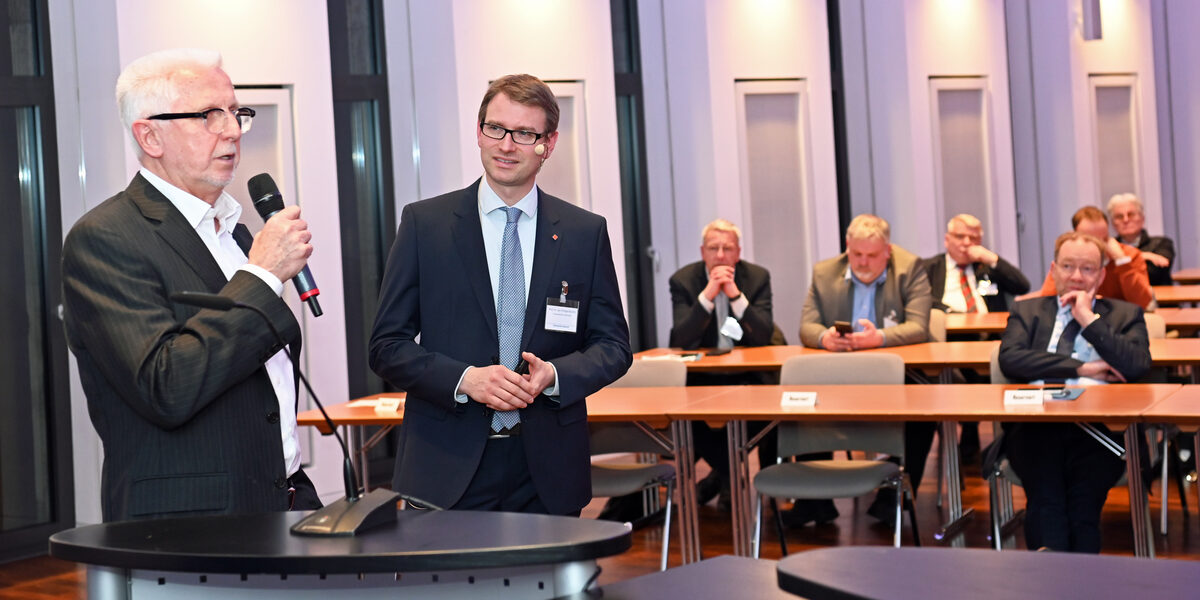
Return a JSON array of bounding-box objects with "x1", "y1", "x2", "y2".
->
[
  {"x1": 127, "y1": 174, "x2": 230, "y2": 293},
  {"x1": 1031, "y1": 296, "x2": 1060, "y2": 350},
  {"x1": 833, "y1": 260, "x2": 853, "y2": 323},
  {"x1": 521, "y1": 189, "x2": 564, "y2": 351},
  {"x1": 451, "y1": 180, "x2": 499, "y2": 344}
]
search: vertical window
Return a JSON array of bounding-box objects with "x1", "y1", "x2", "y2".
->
[
  {"x1": 735, "y1": 79, "x2": 814, "y2": 342},
  {"x1": 930, "y1": 77, "x2": 994, "y2": 233},
  {"x1": 0, "y1": 0, "x2": 70, "y2": 562},
  {"x1": 1091, "y1": 75, "x2": 1141, "y2": 204}
]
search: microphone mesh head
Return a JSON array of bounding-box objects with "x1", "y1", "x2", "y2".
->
[{"x1": 248, "y1": 173, "x2": 284, "y2": 218}]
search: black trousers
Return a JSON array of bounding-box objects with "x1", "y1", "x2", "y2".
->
[
  {"x1": 447, "y1": 436, "x2": 579, "y2": 516},
  {"x1": 1005, "y1": 423, "x2": 1125, "y2": 553}
]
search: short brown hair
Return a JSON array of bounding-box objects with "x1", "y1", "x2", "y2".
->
[
  {"x1": 477, "y1": 74, "x2": 560, "y2": 134},
  {"x1": 1053, "y1": 231, "x2": 1107, "y2": 263},
  {"x1": 1071, "y1": 206, "x2": 1108, "y2": 229}
]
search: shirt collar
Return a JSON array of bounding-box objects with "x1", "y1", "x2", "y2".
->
[
  {"x1": 140, "y1": 167, "x2": 242, "y2": 235},
  {"x1": 844, "y1": 264, "x2": 888, "y2": 286},
  {"x1": 478, "y1": 179, "x2": 539, "y2": 220}
]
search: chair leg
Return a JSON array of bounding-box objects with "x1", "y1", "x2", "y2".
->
[
  {"x1": 988, "y1": 472, "x2": 1003, "y2": 551},
  {"x1": 893, "y1": 482, "x2": 902, "y2": 548},
  {"x1": 770, "y1": 497, "x2": 789, "y2": 557},
  {"x1": 903, "y1": 478, "x2": 921, "y2": 547},
  {"x1": 1162, "y1": 431, "x2": 1170, "y2": 536},
  {"x1": 660, "y1": 480, "x2": 673, "y2": 571},
  {"x1": 753, "y1": 491, "x2": 762, "y2": 559}
]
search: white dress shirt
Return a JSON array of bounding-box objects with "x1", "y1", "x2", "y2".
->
[
  {"x1": 942, "y1": 260, "x2": 988, "y2": 314},
  {"x1": 141, "y1": 168, "x2": 301, "y2": 477}
]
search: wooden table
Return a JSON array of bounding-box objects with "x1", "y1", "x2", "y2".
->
[
  {"x1": 1171, "y1": 268, "x2": 1200, "y2": 284},
  {"x1": 298, "y1": 386, "x2": 734, "y2": 565},
  {"x1": 1142, "y1": 386, "x2": 1200, "y2": 530},
  {"x1": 637, "y1": 343, "x2": 998, "y2": 379},
  {"x1": 669, "y1": 383, "x2": 1178, "y2": 558},
  {"x1": 1153, "y1": 284, "x2": 1200, "y2": 306}
]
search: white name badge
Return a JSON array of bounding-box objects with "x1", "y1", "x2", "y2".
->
[
  {"x1": 781, "y1": 391, "x2": 817, "y2": 408},
  {"x1": 545, "y1": 298, "x2": 580, "y2": 333}
]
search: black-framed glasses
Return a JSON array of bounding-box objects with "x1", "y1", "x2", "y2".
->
[
  {"x1": 479, "y1": 122, "x2": 545, "y2": 145},
  {"x1": 148, "y1": 107, "x2": 256, "y2": 134}
]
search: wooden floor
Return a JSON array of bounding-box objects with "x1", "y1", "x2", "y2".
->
[{"x1": 3, "y1": 435, "x2": 1198, "y2": 598}]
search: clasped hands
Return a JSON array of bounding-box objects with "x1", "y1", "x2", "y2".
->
[
  {"x1": 821, "y1": 319, "x2": 884, "y2": 351},
  {"x1": 460, "y1": 351, "x2": 555, "y2": 412},
  {"x1": 702, "y1": 265, "x2": 741, "y2": 301},
  {"x1": 1061, "y1": 289, "x2": 1126, "y2": 382}
]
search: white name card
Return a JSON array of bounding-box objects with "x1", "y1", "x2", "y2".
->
[
  {"x1": 1003, "y1": 389, "x2": 1043, "y2": 407},
  {"x1": 374, "y1": 396, "x2": 404, "y2": 414},
  {"x1": 781, "y1": 391, "x2": 817, "y2": 408}
]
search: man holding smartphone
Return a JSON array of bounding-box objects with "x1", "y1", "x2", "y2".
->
[{"x1": 796, "y1": 214, "x2": 934, "y2": 526}]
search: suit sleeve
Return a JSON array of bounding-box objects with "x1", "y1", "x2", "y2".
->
[
  {"x1": 1079, "y1": 305, "x2": 1151, "y2": 382},
  {"x1": 880, "y1": 264, "x2": 932, "y2": 347},
  {"x1": 368, "y1": 204, "x2": 474, "y2": 411},
  {"x1": 997, "y1": 302, "x2": 1083, "y2": 381},
  {"x1": 62, "y1": 219, "x2": 298, "y2": 430},
  {"x1": 987, "y1": 257, "x2": 1031, "y2": 296},
  {"x1": 800, "y1": 278, "x2": 830, "y2": 348},
  {"x1": 668, "y1": 269, "x2": 713, "y2": 349},
  {"x1": 735, "y1": 268, "x2": 775, "y2": 347},
  {"x1": 542, "y1": 222, "x2": 633, "y2": 407}
]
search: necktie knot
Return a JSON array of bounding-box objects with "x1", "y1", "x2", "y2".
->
[{"x1": 502, "y1": 206, "x2": 522, "y2": 224}]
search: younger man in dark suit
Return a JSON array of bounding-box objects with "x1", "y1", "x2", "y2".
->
[
  {"x1": 370, "y1": 75, "x2": 631, "y2": 515},
  {"x1": 999, "y1": 231, "x2": 1151, "y2": 552},
  {"x1": 62, "y1": 49, "x2": 319, "y2": 520}
]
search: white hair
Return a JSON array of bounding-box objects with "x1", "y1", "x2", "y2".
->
[
  {"x1": 1106, "y1": 192, "x2": 1144, "y2": 216},
  {"x1": 115, "y1": 48, "x2": 222, "y2": 155}
]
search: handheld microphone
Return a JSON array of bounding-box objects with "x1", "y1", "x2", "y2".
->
[
  {"x1": 247, "y1": 173, "x2": 323, "y2": 317},
  {"x1": 170, "y1": 291, "x2": 400, "y2": 535}
]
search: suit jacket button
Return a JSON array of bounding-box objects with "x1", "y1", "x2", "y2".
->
[
  {"x1": 267, "y1": 411, "x2": 280, "y2": 423},
  {"x1": 274, "y1": 477, "x2": 287, "y2": 489}
]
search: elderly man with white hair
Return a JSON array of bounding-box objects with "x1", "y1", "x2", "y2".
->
[
  {"x1": 62, "y1": 48, "x2": 319, "y2": 521},
  {"x1": 1108, "y1": 193, "x2": 1175, "y2": 286}
]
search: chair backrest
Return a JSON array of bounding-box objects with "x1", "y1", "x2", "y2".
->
[
  {"x1": 776, "y1": 353, "x2": 906, "y2": 457},
  {"x1": 989, "y1": 344, "x2": 1012, "y2": 384},
  {"x1": 1143, "y1": 312, "x2": 1166, "y2": 340},
  {"x1": 928, "y1": 308, "x2": 947, "y2": 343},
  {"x1": 780, "y1": 352, "x2": 906, "y2": 386},
  {"x1": 609, "y1": 359, "x2": 687, "y2": 388},
  {"x1": 590, "y1": 359, "x2": 684, "y2": 455}
]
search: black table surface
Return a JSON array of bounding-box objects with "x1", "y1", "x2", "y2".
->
[
  {"x1": 570, "y1": 555, "x2": 790, "y2": 600},
  {"x1": 49, "y1": 510, "x2": 631, "y2": 575},
  {"x1": 777, "y1": 547, "x2": 1200, "y2": 599}
]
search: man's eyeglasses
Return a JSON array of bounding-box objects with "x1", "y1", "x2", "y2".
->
[
  {"x1": 479, "y1": 122, "x2": 545, "y2": 145},
  {"x1": 148, "y1": 107, "x2": 256, "y2": 134}
]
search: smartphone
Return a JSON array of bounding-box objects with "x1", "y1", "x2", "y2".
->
[{"x1": 833, "y1": 320, "x2": 853, "y2": 335}]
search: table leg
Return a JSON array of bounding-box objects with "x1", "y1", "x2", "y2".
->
[
  {"x1": 935, "y1": 420, "x2": 973, "y2": 544},
  {"x1": 670, "y1": 420, "x2": 702, "y2": 564},
  {"x1": 726, "y1": 419, "x2": 752, "y2": 556},
  {"x1": 348, "y1": 425, "x2": 368, "y2": 492},
  {"x1": 1125, "y1": 425, "x2": 1154, "y2": 558}
]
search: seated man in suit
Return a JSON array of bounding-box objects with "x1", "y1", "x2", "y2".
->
[
  {"x1": 1108, "y1": 193, "x2": 1175, "y2": 286},
  {"x1": 925, "y1": 214, "x2": 1030, "y2": 315},
  {"x1": 667, "y1": 218, "x2": 777, "y2": 510},
  {"x1": 1037, "y1": 206, "x2": 1154, "y2": 309},
  {"x1": 797, "y1": 214, "x2": 934, "y2": 526},
  {"x1": 923, "y1": 213, "x2": 1030, "y2": 459},
  {"x1": 999, "y1": 231, "x2": 1151, "y2": 552}
]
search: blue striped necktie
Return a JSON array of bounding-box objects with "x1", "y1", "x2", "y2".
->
[{"x1": 493, "y1": 206, "x2": 524, "y2": 432}]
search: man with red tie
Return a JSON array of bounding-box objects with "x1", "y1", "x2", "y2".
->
[{"x1": 922, "y1": 214, "x2": 1030, "y2": 315}]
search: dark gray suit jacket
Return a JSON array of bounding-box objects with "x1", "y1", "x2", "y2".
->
[
  {"x1": 62, "y1": 173, "x2": 302, "y2": 521},
  {"x1": 369, "y1": 179, "x2": 632, "y2": 515},
  {"x1": 668, "y1": 260, "x2": 774, "y2": 349},
  {"x1": 998, "y1": 296, "x2": 1150, "y2": 383}
]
